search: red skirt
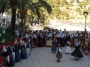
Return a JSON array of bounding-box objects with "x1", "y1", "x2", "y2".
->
[
  {"x1": 70, "y1": 39, "x2": 74, "y2": 47},
  {"x1": 88, "y1": 44, "x2": 90, "y2": 51}
]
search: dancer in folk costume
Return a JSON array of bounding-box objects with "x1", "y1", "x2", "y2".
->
[
  {"x1": 29, "y1": 32, "x2": 33, "y2": 48},
  {"x1": 3, "y1": 45, "x2": 10, "y2": 67},
  {"x1": 7, "y1": 45, "x2": 14, "y2": 66},
  {"x1": 26, "y1": 40, "x2": 31, "y2": 56},
  {"x1": 80, "y1": 32, "x2": 85, "y2": 53},
  {"x1": 87, "y1": 35, "x2": 90, "y2": 52},
  {"x1": 21, "y1": 41, "x2": 28, "y2": 59},
  {"x1": 88, "y1": 42, "x2": 90, "y2": 52},
  {"x1": 84, "y1": 34, "x2": 89, "y2": 55},
  {"x1": 51, "y1": 36, "x2": 57, "y2": 54},
  {"x1": 66, "y1": 32, "x2": 71, "y2": 45},
  {"x1": 60, "y1": 32, "x2": 65, "y2": 47},
  {"x1": 65, "y1": 41, "x2": 71, "y2": 54},
  {"x1": 14, "y1": 40, "x2": 21, "y2": 63},
  {"x1": 33, "y1": 32, "x2": 38, "y2": 47},
  {"x1": 46, "y1": 32, "x2": 52, "y2": 47},
  {"x1": 71, "y1": 37, "x2": 83, "y2": 60},
  {"x1": 70, "y1": 34, "x2": 74, "y2": 47},
  {"x1": 56, "y1": 31, "x2": 60, "y2": 47},
  {"x1": 0, "y1": 56, "x2": 3, "y2": 67},
  {"x1": 56, "y1": 45, "x2": 62, "y2": 62},
  {"x1": 38, "y1": 32, "x2": 45, "y2": 47}
]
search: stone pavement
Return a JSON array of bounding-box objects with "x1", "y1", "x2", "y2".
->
[{"x1": 14, "y1": 47, "x2": 90, "y2": 67}]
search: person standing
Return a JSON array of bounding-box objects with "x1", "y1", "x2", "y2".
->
[
  {"x1": 56, "y1": 45, "x2": 62, "y2": 62},
  {"x1": 84, "y1": 34, "x2": 89, "y2": 55},
  {"x1": 71, "y1": 37, "x2": 83, "y2": 60},
  {"x1": 51, "y1": 36, "x2": 57, "y2": 54},
  {"x1": 60, "y1": 32, "x2": 65, "y2": 47},
  {"x1": 46, "y1": 32, "x2": 52, "y2": 47},
  {"x1": 65, "y1": 41, "x2": 71, "y2": 54},
  {"x1": 33, "y1": 32, "x2": 38, "y2": 47}
]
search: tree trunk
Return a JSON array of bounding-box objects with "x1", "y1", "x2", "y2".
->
[
  {"x1": 20, "y1": 18, "x2": 24, "y2": 28},
  {"x1": 24, "y1": 18, "x2": 26, "y2": 26},
  {"x1": 31, "y1": 17, "x2": 34, "y2": 26},
  {"x1": 11, "y1": 8, "x2": 16, "y2": 35}
]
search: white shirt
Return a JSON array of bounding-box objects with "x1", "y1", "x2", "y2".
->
[
  {"x1": 58, "y1": 48, "x2": 61, "y2": 52},
  {"x1": 55, "y1": 34, "x2": 60, "y2": 37},
  {"x1": 60, "y1": 30, "x2": 62, "y2": 36},
  {"x1": 47, "y1": 33, "x2": 52, "y2": 37},
  {"x1": 60, "y1": 34, "x2": 64, "y2": 38},
  {"x1": 19, "y1": 39, "x2": 22, "y2": 43},
  {"x1": 75, "y1": 33, "x2": 78, "y2": 37},
  {"x1": 3, "y1": 45, "x2": 7, "y2": 52},
  {"x1": 25, "y1": 34, "x2": 30, "y2": 39},
  {"x1": 75, "y1": 42, "x2": 79, "y2": 47},
  {"x1": 67, "y1": 41, "x2": 71, "y2": 45},
  {"x1": 33, "y1": 34, "x2": 37, "y2": 38}
]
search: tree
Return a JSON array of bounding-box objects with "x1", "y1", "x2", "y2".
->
[
  {"x1": 0, "y1": 0, "x2": 52, "y2": 35},
  {"x1": 0, "y1": 0, "x2": 18, "y2": 35},
  {"x1": 17, "y1": 0, "x2": 52, "y2": 28}
]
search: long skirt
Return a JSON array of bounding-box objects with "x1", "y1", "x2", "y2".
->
[
  {"x1": 19, "y1": 50, "x2": 21, "y2": 55},
  {"x1": 70, "y1": 39, "x2": 74, "y2": 47},
  {"x1": 88, "y1": 44, "x2": 90, "y2": 51},
  {"x1": 26, "y1": 48, "x2": 30, "y2": 56},
  {"x1": 0, "y1": 56, "x2": 3, "y2": 67},
  {"x1": 21, "y1": 52, "x2": 28, "y2": 59},
  {"x1": 60, "y1": 38, "x2": 64, "y2": 47},
  {"x1": 15, "y1": 52, "x2": 21, "y2": 62},
  {"x1": 38, "y1": 38, "x2": 44, "y2": 47},
  {"x1": 65, "y1": 46, "x2": 71, "y2": 54},
  {"x1": 10, "y1": 54, "x2": 14, "y2": 66},
  {"x1": 33, "y1": 39, "x2": 38, "y2": 47},
  {"x1": 56, "y1": 51, "x2": 62, "y2": 60},
  {"x1": 51, "y1": 45, "x2": 57, "y2": 53},
  {"x1": 12, "y1": 52, "x2": 15, "y2": 62},
  {"x1": 3, "y1": 56, "x2": 9, "y2": 67},
  {"x1": 46, "y1": 39, "x2": 52, "y2": 47},
  {"x1": 71, "y1": 48, "x2": 83, "y2": 58}
]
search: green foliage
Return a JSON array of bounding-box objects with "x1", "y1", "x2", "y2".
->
[
  {"x1": 0, "y1": 1, "x2": 7, "y2": 14},
  {"x1": 25, "y1": 21, "x2": 30, "y2": 27},
  {"x1": 38, "y1": 0, "x2": 52, "y2": 14},
  {"x1": 0, "y1": 27, "x2": 15, "y2": 44},
  {"x1": 76, "y1": 8, "x2": 82, "y2": 15},
  {"x1": 0, "y1": 0, "x2": 90, "y2": 25}
]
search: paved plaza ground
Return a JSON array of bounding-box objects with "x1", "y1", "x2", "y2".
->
[{"x1": 14, "y1": 47, "x2": 90, "y2": 67}]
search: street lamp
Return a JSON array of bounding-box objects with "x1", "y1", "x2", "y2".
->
[{"x1": 83, "y1": 11, "x2": 88, "y2": 31}]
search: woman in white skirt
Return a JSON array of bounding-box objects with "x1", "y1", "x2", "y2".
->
[
  {"x1": 65, "y1": 41, "x2": 71, "y2": 54},
  {"x1": 26, "y1": 43, "x2": 31, "y2": 56}
]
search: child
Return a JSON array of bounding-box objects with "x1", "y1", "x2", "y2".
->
[
  {"x1": 56, "y1": 45, "x2": 62, "y2": 62},
  {"x1": 51, "y1": 36, "x2": 57, "y2": 54}
]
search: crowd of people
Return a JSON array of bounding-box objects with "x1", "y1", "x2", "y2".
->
[
  {"x1": 0, "y1": 28, "x2": 90, "y2": 66},
  {"x1": 14, "y1": 28, "x2": 90, "y2": 61}
]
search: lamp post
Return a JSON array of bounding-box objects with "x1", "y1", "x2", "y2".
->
[{"x1": 83, "y1": 11, "x2": 88, "y2": 31}]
